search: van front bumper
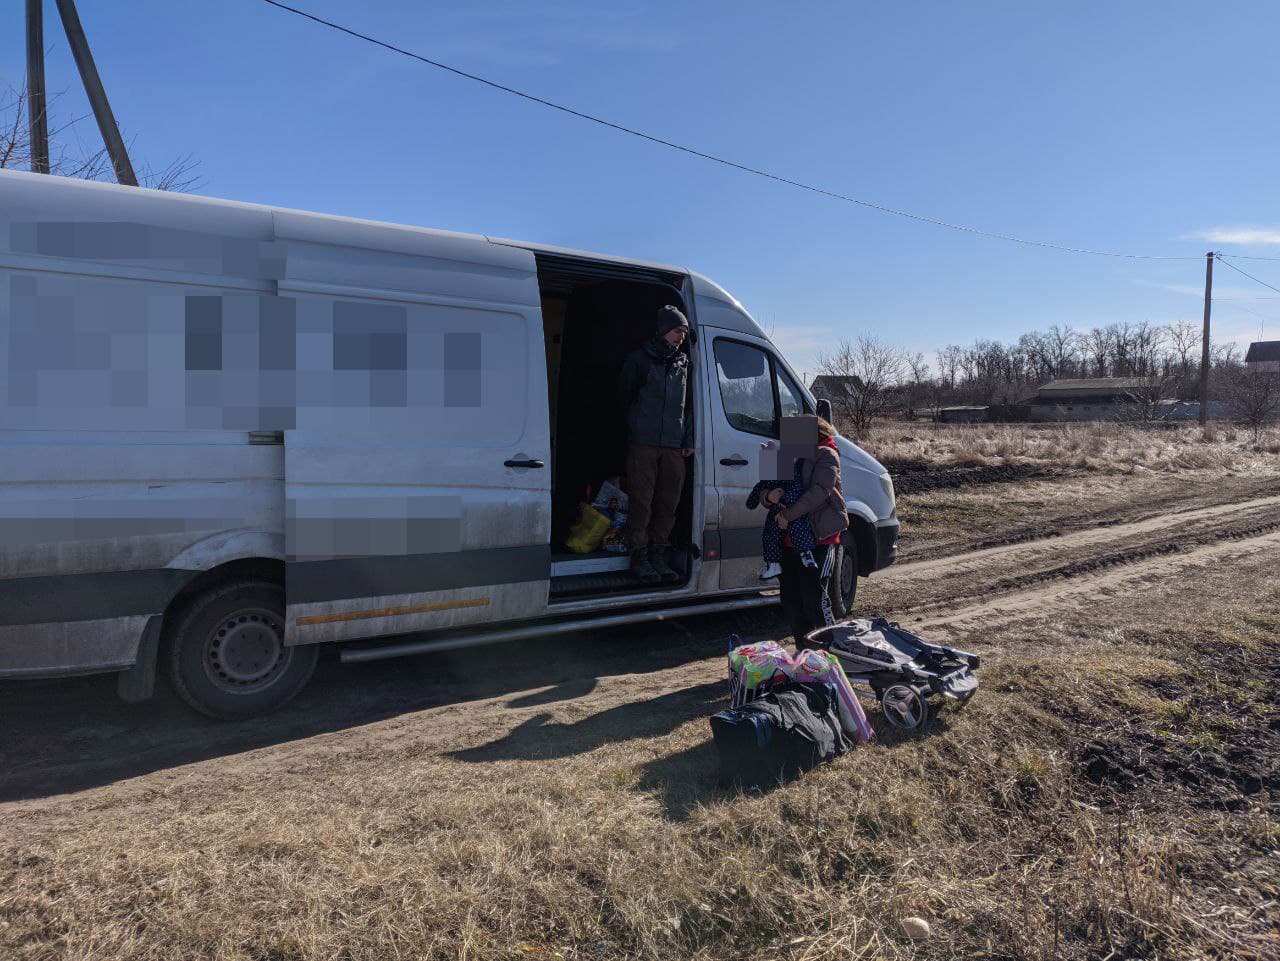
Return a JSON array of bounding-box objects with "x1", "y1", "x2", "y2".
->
[{"x1": 873, "y1": 518, "x2": 899, "y2": 571}]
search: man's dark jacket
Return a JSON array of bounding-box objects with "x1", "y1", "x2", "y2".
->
[{"x1": 619, "y1": 338, "x2": 693, "y2": 449}]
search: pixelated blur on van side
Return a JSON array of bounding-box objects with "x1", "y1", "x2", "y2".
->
[{"x1": 0, "y1": 216, "x2": 541, "y2": 566}]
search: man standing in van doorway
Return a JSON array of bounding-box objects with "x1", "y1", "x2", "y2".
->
[{"x1": 619, "y1": 305, "x2": 694, "y2": 584}]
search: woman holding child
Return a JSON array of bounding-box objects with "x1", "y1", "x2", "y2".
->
[{"x1": 768, "y1": 416, "x2": 849, "y2": 648}]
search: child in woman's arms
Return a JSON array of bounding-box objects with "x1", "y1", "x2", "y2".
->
[{"x1": 745, "y1": 461, "x2": 818, "y2": 579}]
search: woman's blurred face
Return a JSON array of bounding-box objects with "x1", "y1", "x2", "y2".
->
[{"x1": 664, "y1": 327, "x2": 687, "y2": 347}]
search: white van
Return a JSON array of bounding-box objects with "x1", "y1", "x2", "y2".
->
[{"x1": 0, "y1": 169, "x2": 899, "y2": 718}]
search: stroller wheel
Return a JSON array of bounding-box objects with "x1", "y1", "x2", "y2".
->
[{"x1": 880, "y1": 685, "x2": 928, "y2": 731}]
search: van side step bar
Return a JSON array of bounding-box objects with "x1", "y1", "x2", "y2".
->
[{"x1": 339, "y1": 592, "x2": 779, "y2": 664}]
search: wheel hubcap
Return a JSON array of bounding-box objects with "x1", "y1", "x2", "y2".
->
[{"x1": 204, "y1": 608, "x2": 288, "y2": 692}]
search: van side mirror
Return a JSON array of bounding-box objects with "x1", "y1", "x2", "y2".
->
[{"x1": 816, "y1": 398, "x2": 833, "y2": 421}]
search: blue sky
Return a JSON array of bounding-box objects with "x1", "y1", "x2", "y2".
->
[{"x1": 5, "y1": 1, "x2": 1279, "y2": 381}]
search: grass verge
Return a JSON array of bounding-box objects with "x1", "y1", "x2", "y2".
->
[{"x1": 2, "y1": 600, "x2": 1277, "y2": 960}]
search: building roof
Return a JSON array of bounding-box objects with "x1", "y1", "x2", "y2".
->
[
  {"x1": 1035, "y1": 377, "x2": 1151, "y2": 392},
  {"x1": 810, "y1": 375, "x2": 864, "y2": 395},
  {"x1": 1245, "y1": 340, "x2": 1280, "y2": 363},
  {"x1": 1019, "y1": 376, "x2": 1151, "y2": 406}
]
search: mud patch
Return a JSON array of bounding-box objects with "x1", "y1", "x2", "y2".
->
[
  {"x1": 1076, "y1": 661, "x2": 1280, "y2": 810},
  {"x1": 885, "y1": 461, "x2": 1063, "y2": 495},
  {"x1": 1078, "y1": 733, "x2": 1276, "y2": 809}
]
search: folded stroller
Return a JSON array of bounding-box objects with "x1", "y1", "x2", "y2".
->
[{"x1": 804, "y1": 617, "x2": 980, "y2": 731}]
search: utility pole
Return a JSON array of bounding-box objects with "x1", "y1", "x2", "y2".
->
[
  {"x1": 1198, "y1": 251, "x2": 1214, "y2": 427},
  {"x1": 25, "y1": 0, "x2": 50, "y2": 173},
  {"x1": 52, "y1": 0, "x2": 137, "y2": 186}
]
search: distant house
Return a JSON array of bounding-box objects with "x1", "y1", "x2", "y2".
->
[
  {"x1": 1245, "y1": 340, "x2": 1280, "y2": 374},
  {"x1": 937, "y1": 406, "x2": 988, "y2": 424},
  {"x1": 809, "y1": 375, "x2": 863, "y2": 406},
  {"x1": 1019, "y1": 377, "x2": 1150, "y2": 422}
]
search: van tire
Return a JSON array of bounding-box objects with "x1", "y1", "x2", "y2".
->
[
  {"x1": 828, "y1": 542, "x2": 857, "y2": 620},
  {"x1": 165, "y1": 580, "x2": 317, "y2": 720}
]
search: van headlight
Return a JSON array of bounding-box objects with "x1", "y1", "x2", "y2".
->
[{"x1": 879, "y1": 473, "x2": 896, "y2": 511}]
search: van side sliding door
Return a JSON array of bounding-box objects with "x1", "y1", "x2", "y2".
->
[{"x1": 276, "y1": 220, "x2": 552, "y2": 646}]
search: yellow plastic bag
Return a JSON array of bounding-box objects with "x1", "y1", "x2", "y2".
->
[{"x1": 564, "y1": 502, "x2": 611, "y2": 554}]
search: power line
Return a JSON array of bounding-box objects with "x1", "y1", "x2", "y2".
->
[
  {"x1": 1215, "y1": 254, "x2": 1280, "y2": 296},
  {"x1": 258, "y1": 0, "x2": 1203, "y2": 262},
  {"x1": 1217, "y1": 252, "x2": 1280, "y2": 262}
]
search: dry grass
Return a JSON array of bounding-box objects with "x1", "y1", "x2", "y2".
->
[
  {"x1": 859, "y1": 421, "x2": 1280, "y2": 474},
  {"x1": 2, "y1": 585, "x2": 1276, "y2": 960}
]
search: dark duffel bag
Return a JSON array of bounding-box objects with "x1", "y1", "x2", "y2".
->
[{"x1": 709, "y1": 681, "x2": 851, "y2": 789}]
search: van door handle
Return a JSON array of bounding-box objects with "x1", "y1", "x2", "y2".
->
[
  {"x1": 504, "y1": 458, "x2": 545, "y2": 469},
  {"x1": 719, "y1": 457, "x2": 749, "y2": 467}
]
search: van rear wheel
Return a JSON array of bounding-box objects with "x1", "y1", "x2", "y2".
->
[
  {"x1": 828, "y1": 542, "x2": 857, "y2": 619},
  {"x1": 166, "y1": 580, "x2": 317, "y2": 720}
]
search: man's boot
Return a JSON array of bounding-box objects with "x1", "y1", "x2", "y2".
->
[
  {"x1": 630, "y1": 548, "x2": 662, "y2": 584},
  {"x1": 648, "y1": 547, "x2": 680, "y2": 583}
]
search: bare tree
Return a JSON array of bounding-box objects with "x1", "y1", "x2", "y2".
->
[
  {"x1": 1007, "y1": 339, "x2": 1034, "y2": 386},
  {"x1": 1212, "y1": 340, "x2": 1242, "y2": 370},
  {"x1": 912, "y1": 322, "x2": 1248, "y2": 412},
  {"x1": 1123, "y1": 371, "x2": 1178, "y2": 422},
  {"x1": 0, "y1": 81, "x2": 199, "y2": 191},
  {"x1": 956, "y1": 345, "x2": 979, "y2": 387},
  {"x1": 964, "y1": 339, "x2": 1018, "y2": 403},
  {"x1": 1044, "y1": 324, "x2": 1080, "y2": 379},
  {"x1": 904, "y1": 351, "x2": 932, "y2": 419},
  {"x1": 1129, "y1": 321, "x2": 1166, "y2": 377},
  {"x1": 1228, "y1": 371, "x2": 1280, "y2": 436},
  {"x1": 1165, "y1": 319, "x2": 1200, "y2": 377},
  {"x1": 1221, "y1": 369, "x2": 1280, "y2": 442},
  {"x1": 817, "y1": 336, "x2": 908, "y2": 437},
  {"x1": 1105, "y1": 322, "x2": 1134, "y2": 376},
  {"x1": 1018, "y1": 331, "x2": 1052, "y2": 382},
  {"x1": 1084, "y1": 327, "x2": 1111, "y2": 377},
  {"x1": 936, "y1": 344, "x2": 962, "y2": 391}
]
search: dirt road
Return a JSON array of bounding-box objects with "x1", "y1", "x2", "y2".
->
[
  {"x1": 2, "y1": 472, "x2": 1275, "y2": 810},
  {"x1": 877, "y1": 492, "x2": 1280, "y2": 629}
]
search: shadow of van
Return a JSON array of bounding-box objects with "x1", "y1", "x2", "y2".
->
[{"x1": 0, "y1": 607, "x2": 786, "y2": 804}]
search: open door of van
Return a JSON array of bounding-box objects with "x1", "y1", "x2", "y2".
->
[
  {"x1": 276, "y1": 217, "x2": 552, "y2": 646},
  {"x1": 705, "y1": 332, "x2": 811, "y2": 591}
]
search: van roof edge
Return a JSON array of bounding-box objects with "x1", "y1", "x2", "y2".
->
[{"x1": 486, "y1": 235, "x2": 688, "y2": 277}]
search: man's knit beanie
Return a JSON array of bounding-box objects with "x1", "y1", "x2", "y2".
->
[{"x1": 656, "y1": 305, "x2": 689, "y2": 335}]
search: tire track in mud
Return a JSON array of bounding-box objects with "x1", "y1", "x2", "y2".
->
[
  {"x1": 901, "y1": 476, "x2": 1280, "y2": 564},
  {"x1": 887, "y1": 495, "x2": 1280, "y2": 582},
  {"x1": 893, "y1": 524, "x2": 1280, "y2": 635},
  {"x1": 911, "y1": 528, "x2": 1280, "y2": 635}
]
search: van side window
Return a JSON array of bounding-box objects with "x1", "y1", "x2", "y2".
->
[
  {"x1": 777, "y1": 367, "x2": 808, "y2": 419},
  {"x1": 714, "y1": 339, "x2": 809, "y2": 437},
  {"x1": 714, "y1": 340, "x2": 775, "y2": 436}
]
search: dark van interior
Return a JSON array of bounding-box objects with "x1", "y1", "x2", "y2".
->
[{"x1": 536, "y1": 255, "x2": 696, "y2": 600}]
